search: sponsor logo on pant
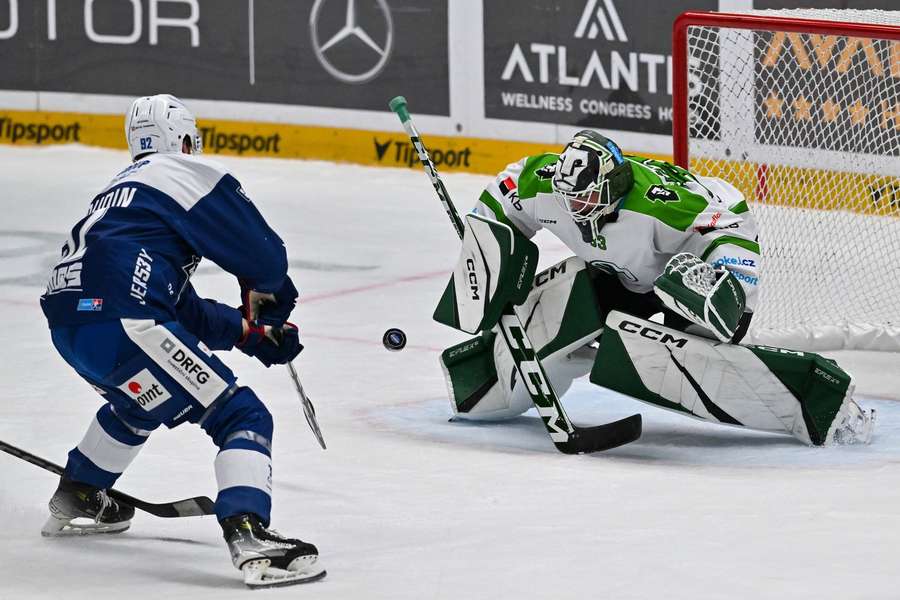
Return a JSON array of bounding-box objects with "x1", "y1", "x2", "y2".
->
[
  {"x1": 160, "y1": 337, "x2": 212, "y2": 389},
  {"x1": 117, "y1": 368, "x2": 172, "y2": 412},
  {"x1": 122, "y1": 320, "x2": 229, "y2": 408}
]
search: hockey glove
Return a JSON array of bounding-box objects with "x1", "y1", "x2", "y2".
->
[
  {"x1": 653, "y1": 252, "x2": 746, "y2": 342},
  {"x1": 240, "y1": 276, "x2": 299, "y2": 327},
  {"x1": 237, "y1": 321, "x2": 303, "y2": 367}
]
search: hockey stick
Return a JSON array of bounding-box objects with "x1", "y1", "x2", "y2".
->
[
  {"x1": 389, "y1": 96, "x2": 641, "y2": 454},
  {"x1": 286, "y1": 361, "x2": 326, "y2": 449},
  {"x1": 0, "y1": 440, "x2": 215, "y2": 518}
]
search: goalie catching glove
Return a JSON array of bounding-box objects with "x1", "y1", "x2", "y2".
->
[{"x1": 654, "y1": 252, "x2": 746, "y2": 343}]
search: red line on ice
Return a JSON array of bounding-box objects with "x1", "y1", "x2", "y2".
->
[{"x1": 301, "y1": 270, "x2": 448, "y2": 304}]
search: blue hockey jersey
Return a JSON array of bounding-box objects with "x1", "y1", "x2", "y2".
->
[{"x1": 40, "y1": 153, "x2": 288, "y2": 350}]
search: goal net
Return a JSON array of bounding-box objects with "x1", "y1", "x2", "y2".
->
[{"x1": 673, "y1": 10, "x2": 900, "y2": 351}]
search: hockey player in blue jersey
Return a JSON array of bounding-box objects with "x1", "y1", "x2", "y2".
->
[{"x1": 39, "y1": 94, "x2": 325, "y2": 587}]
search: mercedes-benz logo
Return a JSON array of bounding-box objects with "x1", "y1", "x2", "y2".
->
[{"x1": 309, "y1": 0, "x2": 394, "y2": 84}]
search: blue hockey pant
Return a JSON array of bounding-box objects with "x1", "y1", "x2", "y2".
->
[{"x1": 50, "y1": 318, "x2": 274, "y2": 524}]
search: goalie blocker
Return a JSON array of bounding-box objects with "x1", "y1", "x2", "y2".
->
[{"x1": 434, "y1": 213, "x2": 538, "y2": 334}]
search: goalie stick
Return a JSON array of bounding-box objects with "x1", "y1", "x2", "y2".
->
[
  {"x1": 0, "y1": 440, "x2": 215, "y2": 518},
  {"x1": 389, "y1": 96, "x2": 641, "y2": 454}
]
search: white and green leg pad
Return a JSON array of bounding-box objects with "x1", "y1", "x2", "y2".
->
[
  {"x1": 591, "y1": 311, "x2": 874, "y2": 445},
  {"x1": 441, "y1": 257, "x2": 603, "y2": 421}
]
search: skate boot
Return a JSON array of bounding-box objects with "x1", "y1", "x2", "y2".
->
[
  {"x1": 830, "y1": 399, "x2": 876, "y2": 445},
  {"x1": 42, "y1": 476, "x2": 134, "y2": 537},
  {"x1": 221, "y1": 513, "x2": 326, "y2": 588}
]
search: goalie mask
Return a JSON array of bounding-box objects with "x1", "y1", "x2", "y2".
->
[
  {"x1": 125, "y1": 94, "x2": 203, "y2": 160},
  {"x1": 551, "y1": 130, "x2": 633, "y2": 238}
]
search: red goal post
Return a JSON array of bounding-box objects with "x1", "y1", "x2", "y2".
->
[{"x1": 671, "y1": 10, "x2": 900, "y2": 352}]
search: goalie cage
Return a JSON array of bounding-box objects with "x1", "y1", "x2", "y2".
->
[{"x1": 672, "y1": 9, "x2": 900, "y2": 352}]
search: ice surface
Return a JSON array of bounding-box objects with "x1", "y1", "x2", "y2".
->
[{"x1": 1, "y1": 146, "x2": 898, "y2": 599}]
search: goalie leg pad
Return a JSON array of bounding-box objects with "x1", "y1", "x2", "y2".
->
[
  {"x1": 592, "y1": 311, "x2": 863, "y2": 445},
  {"x1": 441, "y1": 257, "x2": 603, "y2": 420}
]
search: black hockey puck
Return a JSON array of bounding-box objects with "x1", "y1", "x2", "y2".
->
[{"x1": 383, "y1": 328, "x2": 407, "y2": 351}]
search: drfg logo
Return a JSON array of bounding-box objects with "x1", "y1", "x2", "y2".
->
[
  {"x1": 0, "y1": 0, "x2": 200, "y2": 46},
  {"x1": 160, "y1": 337, "x2": 211, "y2": 388}
]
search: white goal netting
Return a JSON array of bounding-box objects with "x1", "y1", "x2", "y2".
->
[{"x1": 683, "y1": 9, "x2": 900, "y2": 351}]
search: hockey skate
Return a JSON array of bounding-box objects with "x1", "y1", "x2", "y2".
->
[
  {"x1": 42, "y1": 476, "x2": 134, "y2": 537},
  {"x1": 830, "y1": 398, "x2": 876, "y2": 445},
  {"x1": 222, "y1": 513, "x2": 326, "y2": 588}
]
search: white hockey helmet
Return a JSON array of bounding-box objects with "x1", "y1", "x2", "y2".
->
[{"x1": 125, "y1": 94, "x2": 202, "y2": 160}]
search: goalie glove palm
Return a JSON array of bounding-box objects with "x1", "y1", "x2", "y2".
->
[{"x1": 654, "y1": 253, "x2": 746, "y2": 342}]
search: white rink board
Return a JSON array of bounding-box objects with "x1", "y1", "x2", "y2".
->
[{"x1": 0, "y1": 146, "x2": 898, "y2": 600}]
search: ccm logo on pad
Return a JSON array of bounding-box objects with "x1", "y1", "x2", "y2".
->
[{"x1": 618, "y1": 321, "x2": 688, "y2": 348}]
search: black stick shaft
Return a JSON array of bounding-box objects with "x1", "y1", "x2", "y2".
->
[{"x1": 0, "y1": 439, "x2": 215, "y2": 517}]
